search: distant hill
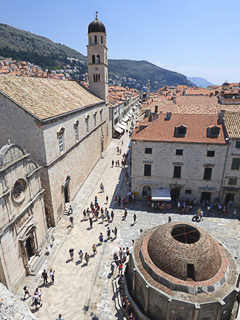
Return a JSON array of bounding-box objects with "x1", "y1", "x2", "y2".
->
[
  {"x1": 0, "y1": 23, "x2": 194, "y2": 90},
  {"x1": 187, "y1": 77, "x2": 214, "y2": 88}
]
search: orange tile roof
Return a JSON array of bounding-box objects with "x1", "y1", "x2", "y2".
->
[
  {"x1": 132, "y1": 113, "x2": 226, "y2": 144},
  {"x1": 223, "y1": 111, "x2": 240, "y2": 138}
]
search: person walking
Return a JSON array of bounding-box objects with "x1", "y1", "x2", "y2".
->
[
  {"x1": 99, "y1": 232, "x2": 104, "y2": 244},
  {"x1": 36, "y1": 287, "x2": 41, "y2": 301},
  {"x1": 100, "y1": 183, "x2": 104, "y2": 192},
  {"x1": 107, "y1": 227, "x2": 111, "y2": 240},
  {"x1": 113, "y1": 226, "x2": 118, "y2": 239},
  {"x1": 78, "y1": 249, "x2": 83, "y2": 262},
  {"x1": 106, "y1": 195, "x2": 108, "y2": 203},
  {"x1": 89, "y1": 217, "x2": 93, "y2": 228},
  {"x1": 133, "y1": 213, "x2": 137, "y2": 224},
  {"x1": 83, "y1": 209, "x2": 87, "y2": 221},
  {"x1": 49, "y1": 268, "x2": 55, "y2": 284},
  {"x1": 112, "y1": 160, "x2": 114, "y2": 167},
  {"x1": 92, "y1": 244, "x2": 97, "y2": 255},
  {"x1": 114, "y1": 196, "x2": 117, "y2": 206},
  {"x1": 68, "y1": 204, "x2": 73, "y2": 214},
  {"x1": 85, "y1": 252, "x2": 90, "y2": 265},
  {"x1": 56, "y1": 314, "x2": 64, "y2": 320},
  {"x1": 23, "y1": 286, "x2": 31, "y2": 299},
  {"x1": 111, "y1": 210, "x2": 114, "y2": 222},
  {"x1": 69, "y1": 216, "x2": 74, "y2": 227},
  {"x1": 33, "y1": 290, "x2": 41, "y2": 310},
  {"x1": 69, "y1": 248, "x2": 74, "y2": 261},
  {"x1": 41, "y1": 269, "x2": 48, "y2": 285}
]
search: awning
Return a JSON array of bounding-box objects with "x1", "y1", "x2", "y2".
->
[
  {"x1": 151, "y1": 188, "x2": 171, "y2": 201},
  {"x1": 123, "y1": 115, "x2": 129, "y2": 122},
  {"x1": 117, "y1": 123, "x2": 126, "y2": 130},
  {"x1": 115, "y1": 126, "x2": 124, "y2": 134}
]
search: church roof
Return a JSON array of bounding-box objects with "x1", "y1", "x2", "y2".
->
[
  {"x1": 88, "y1": 17, "x2": 106, "y2": 34},
  {"x1": 0, "y1": 75, "x2": 103, "y2": 120}
]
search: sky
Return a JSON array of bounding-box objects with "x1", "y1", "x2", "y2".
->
[{"x1": 0, "y1": 0, "x2": 240, "y2": 85}]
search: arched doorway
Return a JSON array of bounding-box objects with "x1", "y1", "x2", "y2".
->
[
  {"x1": 26, "y1": 236, "x2": 34, "y2": 261},
  {"x1": 142, "y1": 185, "x2": 151, "y2": 197}
]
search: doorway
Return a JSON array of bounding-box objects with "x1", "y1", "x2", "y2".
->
[
  {"x1": 64, "y1": 176, "x2": 70, "y2": 203},
  {"x1": 225, "y1": 193, "x2": 234, "y2": 205},
  {"x1": 200, "y1": 192, "x2": 211, "y2": 203},
  {"x1": 26, "y1": 237, "x2": 34, "y2": 261},
  {"x1": 171, "y1": 188, "x2": 180, "y2": 201}
]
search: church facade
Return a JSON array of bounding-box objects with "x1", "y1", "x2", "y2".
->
[{"x1": 0, "y1": 16, "x2": 110, "y2": 227}]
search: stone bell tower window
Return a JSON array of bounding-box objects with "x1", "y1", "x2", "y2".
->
[
  {"x1": 95, "y1": 35, "x2": 97, "y2": 43},
  {"x1": 92, "y1": 55, "x2": 95, "y2": 64},
  {"x1": 97, "y1": 55, "x2": 100, "y2": 64}
]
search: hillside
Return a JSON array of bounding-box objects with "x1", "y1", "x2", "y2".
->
[
  {"x1": 0, "y1": 23, "x2": 194, "y2": 90},
  {"x1": 187, "y1": 77, "x2": 214, "y2": 88}
]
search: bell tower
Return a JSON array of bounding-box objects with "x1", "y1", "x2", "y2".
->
[{"x1": 87, "y1": 12, "x2": 108, "y2": 102}]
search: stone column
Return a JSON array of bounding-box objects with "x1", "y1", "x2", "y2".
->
[
  {"x1": 166, "y1": 298, "x2": 172, "y2": 320},
  {"x1": 193, "y1": 303, "x2": 200, "y2": 320},
  {"x1": 216, "y1": 298, "x2": 225, "y2": 320},
  {"x1": 144, "y1": 285, "x2": 149, "y2": 314}
]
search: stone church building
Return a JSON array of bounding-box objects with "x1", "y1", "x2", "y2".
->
[
  {"x1": 0, "y1": 16, "x2": 110, "y2": 227},
  {"x1": 0, "y1": 143, "x2": 48, "y2": 291}
]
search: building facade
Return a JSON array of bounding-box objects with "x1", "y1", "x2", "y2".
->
[
  {"x1": 130, "y1": 113, "x2": 240, "y2": 205},
  {"x1": 0, "y1": 143, "x2": 47, "y2": 291}
]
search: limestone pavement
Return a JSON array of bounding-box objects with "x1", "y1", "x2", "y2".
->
[{"x1": 16, "y1": 120, "x2": 240, "y2": 320}]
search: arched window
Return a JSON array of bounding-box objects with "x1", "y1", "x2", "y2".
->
[
  {"x1": 92, "y1": 55, "x2": 95, "y2": 64},
  {"x1": 97, "y1": 74, "x2": 100, "y2": 82},
  {"x1": 96, "y1": 55, "x2": 100, "y2": 64},
  {"x1": 101, "y1": 36, "x2": 103, "y2": 44},
  {"x1": 95, "y1": 35, "x2": 97, "y2": 43}
]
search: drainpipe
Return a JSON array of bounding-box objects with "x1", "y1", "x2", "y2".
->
[{"x1": 219, "y1": 139, "x2": 230, "y2": 201}]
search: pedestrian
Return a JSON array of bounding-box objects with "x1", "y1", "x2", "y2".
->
[
  {"x1": 118, "y1": 262, "x2": 123, "y2": 274},
  {"x1": 99, "y1": 232, "x2": 104, "y2": 244},
  {"x1": 119, "y1": 247, "x2": 123, "y2": 261},
  {"x1": 49, "y1": 268, "x2": 55, "y2": 284},
  {"x1": 168, "y1": 216, "x2": 172, "y2": 223},
  {"x1": 68, "y1": 204, "x2": 73, "y2": 214},
  {"x1": 85, "y1": 252, "x2": 90, "y2": 265},
  {"x1": 112, "y1": 160, "x2": 114, "y2": 167},
  {"x1": 111, "y1": 261, "x2": 116, "y2": 275},
  {"x1": 92, "y1": 244, "x2": 97, "y2": 255},
  {"x1": 133, "y1": 213, "x2": 137, "y2": 224},
  {"x1": 36, "y1": 287, "x2": 41, "y2": 301},
  {"x1": 106, "y1": 195, "x2": 108, "y2": 203},
  {"x1": 78, "y1": 249, "x2": 83, "y2": 262},
  {"x1": 115, "y1": 160, "x2": 118, "y2": 167},
  {"x1": 89, "y1": 217, "x2": 93, "y2": 228},
  {"x1": 113, "y1": 226, "x2": 118, "y2": 238},
  {"x1": 123, "y1": 197, "x2": 126, "y2": 206},
  {"x1": 124, "y1": 208, "x2": 128, "y2": 220},
  {"x1": 41, "y1": 269, "x2": 48, "y2": 285},
  {"x1": 33, "y1": 290, "x2": 41, "y2": 309},
  {"x1": 114, "y1": 196, "x2": 117, "y2": 206},
  {"x1": 100, "y1": 183, "x2": 104, "y2": 192},
  {"x1": 126, "y1": 247, "x2": 130, "y2": 256},
  {"x1": 83, "y1": 209, "x2": 87, "y2": 220},
  {"x1": 111, "y1": 210, "x2": 114, "y2": 222},
  {"x1": 95, "y1": 195, "x2": 98, "y2": 204},
  {"x1": 56, "y1": 314, "x2": 64, "y2": 320},
  {"x1": 118, "y1": 196, "x2": 121, "y2": 206},
  {"x1": 69, "y1": 216, "x2": 74, "y2": 227},
  {"x1": 23, "y1": 286, "x2": 31, "y2": 299},
  {"x1": 119, "y1": 148, "x2": 122, "y2": 154},
  {"x1": 107, "y1": 227, "x2": 111, "y2": 240},
  {"x1": 140, "y1": 229, "x2": 143, "y2": 233},
  {"x1": 69, "y1": 248, "x2": 74, "y2": 261}
]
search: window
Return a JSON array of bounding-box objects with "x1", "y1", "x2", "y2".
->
[
  {"x1": 203, "y1": 168, "x2": 212, "y2": 180},
  {"x1": 175, "y1": 125, "x2": 187, "y2": 136},
  {"x1": 101, "y1": 36, "x2": 103, "y2": 44},
  {"x1": 74, "y1": 121, "x2": 79, "y2": 141},
  {"x1": 58, "y1": 134, "x2": 64, "y2": 152},
  {"x1": 96, "y1": 55, "x2": 100, "y2": 64},
  {"x1": 145, "y1": 148, "x2": 152, "y2": 154},
  {"x1": 144, "y1": 164, "x2": 151, "y2": 176},
  {"x1": 100, "y1": 110, "x2": 103, "y2": 122},
  {"x1": 94, "y1": 35, "x2": 97, "y2": 43},
  {"x1": 207, "y1": 126, "x2": 220, "y2": 137},
  {"x1": 176, "y1": 149, "x2": 183, "y2": 155},
  {"x1": 94, "y1": 113, "x2": 97, "y2": 127},
  {"x1": 207, "y1": 150, "x2": 215, "y2": 157},
  {"x1": 85, "y1": 117, "x2": 89, "y2": 133},
  {"x1": 93, "y1": 74, "x2": 100, "y2": 82},
  {"x1": 173, "y1": 166, "x2": 181, "y2": 178},
  {"x1": 185, "y1": 189, "x2": 192, "y2": 195},
  {"x1": 92, "y1": 55, "x2": 95, "y2": 64},
  {"x1": 236, "y1": 141, "x2": 240, "y2": 148},
  {"x1": 229, "y1": 177, "x2": 237, "y2": 185},
  {"x1": 231, "y1": 158, "x2": 240, "y2": 170}
]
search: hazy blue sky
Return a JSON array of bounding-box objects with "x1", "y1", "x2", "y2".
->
[{"x1": 0, "y1": 0, "x2": 239, "y2": 85}]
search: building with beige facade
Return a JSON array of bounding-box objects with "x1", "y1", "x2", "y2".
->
[
  {"x1": 0, "y1": 17, "x2": 111, "y2": 227},
  {"x1": 130, "y1": 112, "x2": 240, "y2": 206},
  {"x1": 0, "y1": 143, "x2": 47, "y2": 291}
]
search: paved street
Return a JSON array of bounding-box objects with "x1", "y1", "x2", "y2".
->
[{"x1": 16, "y1": 122, "x2": 240, "y2": 320}]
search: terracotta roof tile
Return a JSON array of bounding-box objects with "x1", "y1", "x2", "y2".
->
[{"x1": 223, "y1": 111, "x2": 240, "y2": 138}]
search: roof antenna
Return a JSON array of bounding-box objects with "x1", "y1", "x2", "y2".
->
[{"x1": 96, "y1": 11, "x2": 98, "y2": 20}]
